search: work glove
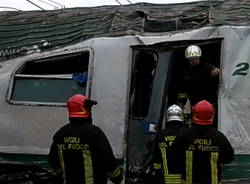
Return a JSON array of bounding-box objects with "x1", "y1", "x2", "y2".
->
[
  {"x1": 177, "y1": 93, "x2": 188, "y2": 109},
  {"x1": 109, "y1": 167, "x2": 123, "y2": 184}
]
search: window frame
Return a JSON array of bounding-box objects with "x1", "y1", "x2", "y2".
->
[
  {"x1": 129, "y1": 50, "x2": 158, "y2": 119},
  {"x1": 6, "y1": 49, "x2": 93, "y2": 106}
]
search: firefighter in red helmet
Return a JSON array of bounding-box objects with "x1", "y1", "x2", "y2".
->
[
  {"x1": 172, "y1": 100, "x2": 234, "y2": 184},
  {"x1": 192, "y1": 99, "x2": 215, "y2": 125},
  {"x1": 49, "y1": 94, "x2": 123, "y2": 184},
  {"x1": 66, "y1": 94, "x2": 97, "y2": 118}
]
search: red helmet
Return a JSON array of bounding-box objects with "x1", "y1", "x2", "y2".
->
[
  {"x1": 192, "y1": 100, "x2": 215, "y2": 125},
  {"x1": 67, "y1": 94, "x2": 97, "y2": 118}
]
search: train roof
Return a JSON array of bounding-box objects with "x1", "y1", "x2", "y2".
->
[{"x1": 1, "y1": 0, "x2": 250, "y2": 61}]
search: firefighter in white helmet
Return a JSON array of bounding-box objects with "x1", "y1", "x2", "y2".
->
[
  {"x1": 178, "y1": 45, "x2": 220, "y2": 108},
  {"x1": 152, "y1": 104, "x2": 188, "y2": 184}
]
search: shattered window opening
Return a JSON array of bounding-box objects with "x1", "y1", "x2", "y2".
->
[
  {"x1": 129, "y1": 51, "x2": 158, "y2": 119},
  {"x1": 8, "y1": 52, "x2": 90, "y2": 105}
]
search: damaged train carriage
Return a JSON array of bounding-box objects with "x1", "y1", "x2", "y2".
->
[{"x1": 1, "y1": 0, "x2": 250, "y2": 183}]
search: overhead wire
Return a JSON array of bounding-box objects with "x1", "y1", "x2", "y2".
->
[
  {"x1": 36, "y1": 0, "x2": 58, "y2": 9},
  {"x1": 114, "y1": 0, "x2": 123, "y2": 5},
  {"x1": 26, "y1": 0, "x2": 66, "y2": 10},
  {"x1": 47, "y1": 0, "x2": 65, "y2": 8},
  {"x1": 25, "y1": 0, "x2": 129, "y2": 11},
  {"x1": 26, "y1": 0, "x2": 45, "y2": 10},
  {"x1": 0, "y1": 6, "x2": 21, "y2": 11},
  {"x1": 126, "y1": 0, "x2": 133, "y2": 4}
]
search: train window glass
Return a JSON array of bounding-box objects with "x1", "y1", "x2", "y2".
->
[
  {"x1": 9, "y1": 52, "x2": 89, "y2": 105},
  {"x1": 129, "y1": 51, "x2": 157, "y2": 118}
]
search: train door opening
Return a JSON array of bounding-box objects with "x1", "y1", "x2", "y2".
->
[{"x1": 126, "y1": 39, "x2": 222, "y2": 183}]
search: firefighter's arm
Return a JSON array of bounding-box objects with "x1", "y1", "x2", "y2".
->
[
  {"x1": 93, "y1": 127, "x2": 124, "y2": 184},
  {"x1": 48, "y1": 140, "x2": 61, "y2": 170},
  {"x1": 48, "y1": 139, "x2": 64, "y2": 183},
  {"x1": 153, "y1": 162, "x2": 163, "y2": 183},
  {"x1": 219, "y1": 134, "x2": 235, "y2": 164},
  {"x1": 152, "y1": 134, "x2": 164, "y2": 182}
]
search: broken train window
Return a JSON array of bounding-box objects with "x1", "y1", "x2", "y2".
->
[
  {"x1": 7, "y1": 51, "x2": 90, "y2": 105},
  {"x1": 129, "y1": 50, "x2": 158, "y2": 118}
]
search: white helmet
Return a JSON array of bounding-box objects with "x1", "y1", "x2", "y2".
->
[
  {"x1": 185, "y1": 45, "x2": 202, "y2": 59},
  {"x1": 166, "y1": 104, "x2": 184, "y2": 122}
]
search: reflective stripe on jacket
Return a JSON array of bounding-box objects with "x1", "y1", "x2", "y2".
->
[
  {"x1": 173, "y1": 125, "x2": 234, "y2": 184},
  {"x1": 153, "y1": 123, "x2": 188, "y2": 184}
]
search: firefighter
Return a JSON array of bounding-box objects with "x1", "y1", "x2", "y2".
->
[
  {"x1": 152, "y1": 104, "x2": 188, "y2": 184},
  {"x1": 178, "y1": 45, "x2": 220, "y2": 108},
  {"x1": 48, "y1": 94, "x2": 123, "y2": 184},
  {"x1": 173, "y1": 100, "x2": 234, "y2": 184}
]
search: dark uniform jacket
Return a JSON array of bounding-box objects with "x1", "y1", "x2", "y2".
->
[
  {"x1": 48, "y1": 118, "x2": 122, "y2": 184},
  {"x1": 173, "y1": 125, "x2": 234, "y2": 184},
  {"x1": 181, "y1": 62, "x2": 219, "y2": 106},
  {"x1": 153, "y1": 122, "x2": 189, "y2": 184}
]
